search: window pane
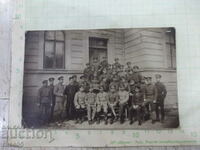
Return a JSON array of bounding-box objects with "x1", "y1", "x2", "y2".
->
[
  {"x1": 44, "y1": 41, "x2": 54, "y2": 68},
  {"x1": 45, "y1": 31, "x2": 55, "y2": 40},
  {"x1": 55, "y1": 42, "x2": 64, "y2": 68},
  {"x1": 55, "y1": 31, "x2": 64, "y2": 41}
]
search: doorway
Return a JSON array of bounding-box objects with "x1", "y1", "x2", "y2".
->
[{"x1": 89, "y1": 37, "x2": 108, "y2": 65}]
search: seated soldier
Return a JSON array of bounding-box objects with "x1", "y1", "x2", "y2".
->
[
  {"x1": 120, "y1": 76, "x2": 129, "y2": 91},
  {"x1": 100, "y1": 77, "x2": 109, "y2": 92},
  {"x1": 132, "y1": 65, "x2": 142, "y2": 84},
  {"x1": 107, "y1": 85, "x2": 119, "y2": 124},
  {"x1": 96, "y1": 86, "x2": 109, "y2": 124},
  {"x1": 118, "y1": 84, "x2": 129, "y2": 124},
  {"x1": 79, "y1": 75, "x2": 90, "y2": 93},
  {"x1": 125, "y1": 61, "x2": 133, "y2": 74},
  {"x1": 109, "y1": 74, "x2": 120, "y2": 91},
  {"x1": 112, "y1": 58, "x2": 121, "y2": 73},
  {"x1": 85, "y1": 88, "x2": 97, "y2": 125},
  {"x1": 74, "y1": 86, "x2": 87, "y2": 124},
  {"x1": 129, "y1": 86, "x2": 144, "y2": 125}
]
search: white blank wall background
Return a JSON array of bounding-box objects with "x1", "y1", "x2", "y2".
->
[{"x1": 1, "y1": 0, "x2": 200, "y2": 149}]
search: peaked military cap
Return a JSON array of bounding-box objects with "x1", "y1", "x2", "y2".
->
[
  {"x1": 58, "y1": 76, "x2": 64, "y2": 80},
  {"x1": 48, "y1": 77, "x2": 55, "y2": 81},
  {"x1": 155, "y1": 74, "x2": 162, "y2": 78},
  {"x1": 42, "y1": 80, "x2": 48, "y2": 84}
]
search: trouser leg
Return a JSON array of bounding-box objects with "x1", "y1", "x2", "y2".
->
[
  {"x1": 119, "y1": 104, "x2": 125, "y2": 122},
  {"x1": 160, "y1": 102, "x2": 165, "y2": 121},
  {"x1": 87, "y1": 106, "x2": 91, "y2": 121},
  {"x1": 155, "y1": 103, "x2": 160, "y2": 120},
  {"x1": 91, "y1": 106, "x2": 96, "y2": 120}
]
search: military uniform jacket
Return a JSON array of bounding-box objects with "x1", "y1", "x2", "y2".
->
[
  {"x1": 144, "y1": 83, "x2": 157, "y2": 100},
  {"x1": 79, "y1": 80, "x2": 90, "y2": 92},
  {"x1": 96, "y1": 92, "x2": 108, "y2": 105},
  {"x1": 38, "y1": 86, "x2": 51, "y2": 104},
  {"x1": 131, "y1": 72, "x2": 142, "y2": 83},
  {"x1": 132, "y1": 92, "x2": 144, "y2": 105},
  {"x1": 118, "y1": 91, "x2": 129, "y2": 104},
  {"x1": 155, "y1": 82, "x2": 167, "y2": 100},
  {"x1": 107, "y1": 92, "x2": 119, "y2": 105},
  {"x1": 85, "y1": 92, "x2": 97, "y2": 106},
  {"x1": 54, "y1": 83, "x2": 65, "y2": 97},
  {"x1": 74, "y1": 91, "x2": 86, "y2": 108},
  {"x1": 125, "y1": 67, "x2": 133, "y2": 73}
]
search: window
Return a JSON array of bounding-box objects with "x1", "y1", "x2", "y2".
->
[
  {"x1": 44, "y1": 31, "x2": 65, "y2": 69},
  {"x1": 165, "y1": 28, "x2": 176, "y2": 69},
  {"x1": 89, "y1": 37, "x2": 108, "y2": 64}
]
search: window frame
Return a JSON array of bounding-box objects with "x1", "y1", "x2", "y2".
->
[
  {"x1": 165, "y1": 28, "x2": 176, "y2": 69},
  {"x1": 43, "y1": 31, "x2": 65, "y2": 70}
]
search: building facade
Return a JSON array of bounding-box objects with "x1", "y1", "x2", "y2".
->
[{"x1": 23, "y1": 28, "x2": 177, "y2": 119}]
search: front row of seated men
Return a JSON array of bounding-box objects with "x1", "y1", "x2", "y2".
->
[{"x1": 37, "y1": 73, "x2": 167, "y2": 126}]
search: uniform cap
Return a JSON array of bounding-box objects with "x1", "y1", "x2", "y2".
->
[
  {"x1": 49, "y1": 77, "x2": 55, "y2": 81},
  {"x1": 58, "y1": 76, "x2": 64, "y2": 80},
  {"x1": 69, "y1": 76, "x2": 73, "y2": 80},
  {"x1": 146, "y1": 77, "x2": 152, "y2": 80},
  {"x1": 114, "y1": 58, "x2": 119, "y2": 61},
  {"x1": 126, "y1": 62, "x2": 131, "y2": 65},
  {"x1": 133, "y1": 65, "x2": 139, "y2": 69},
  {"x1": 42, "y1": 80, "x2": 48, "y2": 84},
  {"x1": 80, "y1": 75, "x2": 85, "y2": 79},
  {"x1": 155, "y1": 74, "x2": 162, "y2": 78},
  {"x1": 86, "y1": 63, "x2": 90, "y2": 65}
]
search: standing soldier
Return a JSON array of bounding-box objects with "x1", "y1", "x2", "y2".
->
[
  {"x1": 83, "y1": 63, "x2": 93, "y2": 82},
  {"x1": 144, "y1": 77, "x2": 158, "y2": 124},
  {"x1": 85, "y1": 88, "x2": 97, "y2": 125},
  {"x1": 140, "y1": 76, "x2": 147, "y2": 95},
  {"x1": 38, "y1": 80, "x2": 51, "y2": 125},
  {"x1": 74, "y1": 86, "x2": 87, "y2": 124},
  {"x1": 53, "y1": 76, "x2": 65, "y2": 123},
  {"x1": 48, "y1": 77, "x2": 55, "y2": 122},
  {"x1": 64, "y1": 76, "x2": 79, "y2": 121},
  {"x1": 96, "y1": 86, "x2": 109, "y2": 124},
  {"x1": 72, "y1": 75, "x2": 80, "y2": 89},
  {"x1": 107, "y1": 85, "x2": 119, "y2": 124},
  {"x1": 118, "y1": 84, "x2": 129, "y2": 124},
  {"x1": 100, "y1": 77, "x2": 109, "y2": 92},
  {"x1": 112, "y1": 58, "x2": 121, "y2": 73},
  {"x1": 98, "y1": 56, "x2": 108, "y2": 73},
  {"x1": 155, "y1": 74, "x2": 167, "y2": 123},
  {"x1": 129, "y1": 86, "x2": 144, "y2": 125}
]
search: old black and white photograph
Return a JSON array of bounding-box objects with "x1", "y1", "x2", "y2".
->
[{"x1": 22, "y1": 28, "x2": 179, "y2": 129}]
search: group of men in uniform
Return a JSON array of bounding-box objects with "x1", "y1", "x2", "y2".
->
[{"x1": 37, "y1": 57, "x2": 167, "y2": 126}]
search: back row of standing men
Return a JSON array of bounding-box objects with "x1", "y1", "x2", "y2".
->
[{"x1": 38, "y1": 57, "x2": 167, "y2": 126}]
